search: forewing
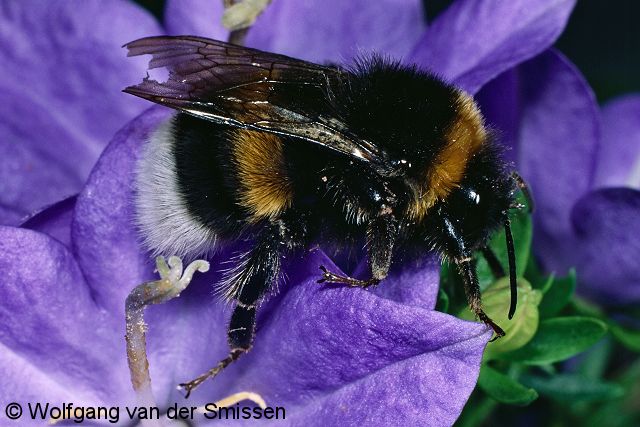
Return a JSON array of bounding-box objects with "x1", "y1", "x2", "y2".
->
[{"x1": 124, "y1": 36, "x2": 381, "y2": 163}]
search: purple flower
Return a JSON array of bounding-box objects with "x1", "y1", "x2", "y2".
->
[
  {"x1": 6, "y1": 109, "x2": 489, "y2": 426},
  {"x1": 476, "y1": 51, "x2": 640, "y2": 305},
  {"x1": 1, "y1": 0, "x2": 579, "y2": 425},
  {"x1": 0, "y1": 1, "x2": 162, "y2": 225}
]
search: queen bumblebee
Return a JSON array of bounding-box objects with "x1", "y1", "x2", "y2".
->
[{"x1": 124, "y1": 35, "x2": 528, "y2": 396}]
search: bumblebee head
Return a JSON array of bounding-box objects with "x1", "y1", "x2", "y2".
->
[
  {"x1": 436, "y1": 144, "x2": 515, "y2": 253},
  {"x1": 429, "y1": 144, "x2": 522, "y2": 320}
]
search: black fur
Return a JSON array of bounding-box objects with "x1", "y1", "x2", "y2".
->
[
  {"x1": 144, "y1": 55, "x2": 517, "y2": 395},
  {"x1": 172, "y1": 114, "x2": 247, "y2": 236},
  {"x1": 334, "y1": 57, "x2": 460, "y2": 179},
  {"x1": 172, "y1": 60, "x2": 514, "y2": 261},
  {"x1": 413, "y1": 142, "x2": 514, "y2": 257}
]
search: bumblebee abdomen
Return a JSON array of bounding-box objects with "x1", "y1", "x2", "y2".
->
[
  {"x1": 230, "y1": 130, "x2": 293, "y2": 221},
  {"x1": 135, "y1": 114, "x2": 249, "y2": 257}
]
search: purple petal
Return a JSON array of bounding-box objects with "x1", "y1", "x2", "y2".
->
[
  {"x1": 519, "y1": 50, "x2": 600, "y2": 274},
  {"x1": 71, "y1": 107, "x2": 172, "y2": 314},
  {"x1": 351, "y1": 255, "x2": 442, "y2": 309},
  {"x1": 164, "y1": 0, "x2": 425, "y2": 63},
  {"x1": 218, "y1": 252, "x2": 490, "y2": 425},
  {"x1": 0, "y1": 227, "x2": 132, "y2": 410},
  {"x1": 69, "y1": 108, "x2": 488, "y2": 421},
  {"x1": 409, "y1": 0, "x2": 576, "y2": 93},
  {"x1": 476, "y1": 68, "x2": 521, "y2": 163},
  {"x1": 0, "y1": 1, "x2": 162, "y2": 225},
  {"x1": 21, "y1": 195, "x2": 77, "y2": 248},
  {"x1": 570, "y1": 188, "x2": 640, "y2": 304},
  {"x1": 0, "y1": 202, "x2": 24, "y2": 226},
  {"x1": 595, "y1": 95, "x2": 640, "y2": 189},
  {"x1": 478, "y1": 50, "x2": 600, "y2": 275},
  {"x1": 164, "y1": 0, "x2": 228, "y2": 40},
  {"x1": 68, "y1": 106, "x2": 241, "y2": 404}
]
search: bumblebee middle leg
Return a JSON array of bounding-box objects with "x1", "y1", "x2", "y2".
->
[
  {"x1": 317, "y1": 265, "x2": 380, "y2": 287},
  {"x1": 318, "y1": 212, "x2": 397, "y2": 288}
]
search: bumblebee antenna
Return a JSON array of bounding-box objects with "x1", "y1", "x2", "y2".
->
[{"x1": 504, "y1": 218, "x2": 517, "y2": 319}]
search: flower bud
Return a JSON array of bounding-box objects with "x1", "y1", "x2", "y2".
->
[{"x1": 459, "y1": 277, "x2": 542, "y2": 358}]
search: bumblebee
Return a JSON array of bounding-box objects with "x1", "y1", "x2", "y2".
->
[{"x1": 125, "y1": 36, "x2": 525, "y2": 397}]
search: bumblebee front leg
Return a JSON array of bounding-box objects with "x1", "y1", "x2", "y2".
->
[
  {"x1": 443, "y1": 217, "x2": 505, "y2": 338},
  {"x1": 179, "y1": 228, "x2": 283, "y2": 398},
  {"x1": 318, "y1": 211, "x2": 398, "y2": 288},
  {"x1": 456, "y1": 255, "x2": 505, "y2": 339}
]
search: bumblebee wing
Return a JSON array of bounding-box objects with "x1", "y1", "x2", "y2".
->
[{"x1": 124, "y1": 36, "x2": 382, "y2": 164}]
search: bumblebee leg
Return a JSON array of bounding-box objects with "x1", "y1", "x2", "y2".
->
[
  {"x1": 318, "y1": 212, "x2": 397, "y2": 288},
  {"x1": 178, "y1": 304, "x2": 256, "y2": 398},
  {"x1": 441, "y1": 216, "x2": 505, "y2": 338},
  {"x1": 456, "y1": 257, "x2": 505, "y2": 339},
  {"x1": 179, "y1": 228, "x2": 283, "y2": 398},
  {"x1": 317, "y1": 265, "x2": 380, "y2": 287}
]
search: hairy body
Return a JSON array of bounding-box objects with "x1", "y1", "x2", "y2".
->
[{"x1": 127, "y1": 36, "x2": 517, "y2": 396}]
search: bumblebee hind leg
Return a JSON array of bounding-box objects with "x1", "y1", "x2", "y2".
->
[
  {"x1": 178, "y1": 304, "x2": 258, "y2": 398},
  {"x1": 179, "y1": 227, "x2": 283, "y2": 398}
]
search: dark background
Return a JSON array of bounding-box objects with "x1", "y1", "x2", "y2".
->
[{"x1": 134, "y1": 0, "x2": 639, "y2": 103}]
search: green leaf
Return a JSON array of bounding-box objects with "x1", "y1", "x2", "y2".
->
[
  {"x1": 583, "y1": 356, "x2": 640, "y2": 427},
  {"x1": 496, "y1": 317, "x2": 607, "y2": 365},
  {"x1": 538, "y1": 269, "x2": 576, "y2": 318},
  {"x1": 439, "y1": 260, "x2": 458, "y2": 291},
  {"x1": 475, "y1": 192, "x2": 532, "y2": 290},
  {"x1": 478, "y1": 365, "x2": 538, "y2": 406},
  {"x1": 539, "y1": 273, "x2": 555, "y2": 295},
  {"x1": 610, "y1": 323, "x2": 640, "y2": 352},
  {"x1": 456, "y1": 395, "x2": 498, "y2": 427},
  {"x1": 570, "y1": 296, "x2": 605, "y2": 318},
  {"x1": 524, "y1": 254, "x2": 549, "y2": 289},
  {"x1": 439, "y1": 261, "x2": 467, "y2": 314},
  {"x1": 520, "y1": 373, "x2": 624, "y2": 402},
  {"x1": 576, "y1": 338, "x2": 611, "y2": 379},
  {"x1": 435, "y1": 287, "x2": 450, "y2": 313}
]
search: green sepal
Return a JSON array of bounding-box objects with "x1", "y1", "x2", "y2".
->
[
  {"x1": 538, "y1": 269, "x2": 576, "y2": 318},
  {"x1": 524, "y1": 254, "x2": 549, "y2": 289},
  {"x1": 495, "y1": 316, "x2": 607, "y2": 365},
  {"x1": 610, "y1": 323, "x2": 640, "y2": 352},
  {"x1": 460, "y1": 278, "x2": 542, "y2": 357},
  {"x1": 478, "y1": 365, "x2": 538, "y2": 406},
  {"x1": 520, "y1": 373, "x2": 624, "y2": 403}
]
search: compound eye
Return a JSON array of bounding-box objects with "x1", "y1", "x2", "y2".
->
[{"x1": 465, "y1": 188, "x2": 481, "y2": 205}]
